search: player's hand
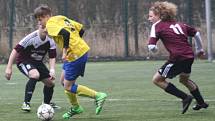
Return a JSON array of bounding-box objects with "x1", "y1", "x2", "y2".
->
[
  {"x1": 148, "y1": 44, "x2": 158, "y2": 53},
  {"x1": 197, "y1": 49, "x2": 205, "y2": 59},
  {"x1": 49, "y1": 69, "x2": 55, "y2": 80},
  {"x1": 5, "y1": 68, "x2": 12, "y2": 80},
  {"x1": 62, "y1": 54, "x2": 67, "y2": 61}
]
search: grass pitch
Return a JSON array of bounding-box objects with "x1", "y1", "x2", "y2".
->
[{"x1": 0, "y1": 60, "x2": 214, "y2": 121}]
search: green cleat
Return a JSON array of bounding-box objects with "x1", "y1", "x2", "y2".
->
[
  {"x1": 21, "y1": 102, "x2": 31, "y2": 112},
  {"x1": 95, "y1": 92, "x2": 107, "y2": 115},
  {"x1": 62, "y1": 105, "x2": 84, "y2": 119}
]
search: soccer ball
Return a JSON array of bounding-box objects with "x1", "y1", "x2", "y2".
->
[{"x1": 37, "y1": 104, "x2": 54, "y2": 121}]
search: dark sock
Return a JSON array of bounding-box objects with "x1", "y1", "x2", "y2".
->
[
  {"x1": 165, "y1": 83, "x2": 188, "y2": 100},
  {"x1": 43, "y1": 85, "x2": 54, "y2": 104},
  {"x1": 190, "y1": 88, "x2": 205, "y2": 104},
  {"x1": 24, "y1": 78, "x2": 37, "y2": 103}
]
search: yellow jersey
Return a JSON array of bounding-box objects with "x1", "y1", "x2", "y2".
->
[{"x1": 46, "y1": 15, "x2": 90, "y2": 62}]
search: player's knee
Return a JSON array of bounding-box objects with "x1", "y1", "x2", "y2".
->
[
  {"x1": 152, "y1": 75, "x2": 159, "y2": 85},
  {"x1": 45, "y1": 80, "x2": 55, "y2": 87},
  {"x1": 179, "y1": 78, "x2": 187, "y2": 84},
  {"x1": 64, "y1": 87, "x2": 70, "y2": 92},
  {"x1": 152, "y1": 78, "x2": 158, "y2": 85},
  {"x1": 179, "y1": 73, "x2": 189, "y2": 83},
  {"x1": 28, "y1": 70, "x2": 40, "y2": 79},
  {"x1": 63, "y1": 84, "x2": 71, "y2": 91},
  {"x1": 152, "y1": 72, "x2": 163, "y2": 85},
  {"x1": 63, "y1": 80, "x2": 76, "y2": 91},
  {"x1": 179, "y1": 76, "x2": 189, "y2": 84},
  {"x1": 47, "y1": 82, "x2": 55, "y2": 88}
]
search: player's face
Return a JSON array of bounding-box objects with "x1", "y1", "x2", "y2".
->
[
  {"x1": 36, "y1": 15, "x2": 50, "y2": 28},
  {"x1": 148, "y1": 11, "x2": 160, "y2": 24},
  {"x1": 38, "y1": 25, "x2": 48, "y2": 40}
]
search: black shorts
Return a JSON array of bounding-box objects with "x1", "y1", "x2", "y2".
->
[
  {"x1": 17, "y1": 61, "x2": 50, "y2": 81},
  {"x1": 158, "y1": 59, "x2": 194, "y2": 79}
]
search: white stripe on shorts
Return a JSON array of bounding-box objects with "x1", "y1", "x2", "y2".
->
[
  {"x1": 19, "y1": 63, "x2": 29, "y2": 75},
  {"x1": 162, "y1": 63, "x2": 173, "y2": 77}
]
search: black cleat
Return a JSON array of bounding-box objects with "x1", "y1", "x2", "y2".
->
[
  {"x1": 193, "y1": 103, "x2": 208, "y2": 110},
  {"x1": 182, "y1": 95, "x2": 193, "y2": 114},
  {"x1": 48, "y1": 102, "x2": 61, "y2": 109}
]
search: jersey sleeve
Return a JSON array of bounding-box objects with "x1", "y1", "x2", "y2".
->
[
  {"x1": 71, "y1": 20, "x2": 83, "y2": 32},
  {"x1": 14, "y1": 44, "x2": 24, "y2": 53},
  {"x1": 148, "y1": 24, "x2": 159, "y2": 45},
  {"x1": 46, "y1": 18, "x2": 64, "y2": 36},
  {"x1": 48, "y1": 38, "x2": 57, "y2": 58},
  {"x1": 15, "y1": 31, "x2": 37, "y2": 52}
]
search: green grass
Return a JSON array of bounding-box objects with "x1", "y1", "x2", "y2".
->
[{"x1": 0, "y1": 60, "x2": 215, "y2": 121}]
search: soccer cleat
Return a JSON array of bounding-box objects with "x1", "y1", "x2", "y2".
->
[
  {"x1": 181, "y1": 95, "x2": 193, "y2": 114},
  {"x1": 95, "y1": 92, "x2": 107, "y2": 115},
  {"x1": 62, "y1": 106, "x2": 84, "y2": 119},
  {"x1": 21, "y1": 102, "x2": 31, "y2": 112},
  {"x1": 192, "y1": 103, "x2": 209, "y2": 110}
]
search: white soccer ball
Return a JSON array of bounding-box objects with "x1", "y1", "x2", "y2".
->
[{"x1": 37, "y1": 104, "x2": 54, "y2": 121}]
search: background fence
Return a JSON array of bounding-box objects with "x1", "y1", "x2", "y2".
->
[{"x1": 0, "y1": 0, "x2": 214, "y2": 62}]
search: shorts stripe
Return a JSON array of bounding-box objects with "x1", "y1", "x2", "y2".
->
[
  {"x1": 162, "y1": 63, "x2": 173, "y2": 77},
  {"x1": 19, "y1": 63, "x2": 28, "y2": 75}
]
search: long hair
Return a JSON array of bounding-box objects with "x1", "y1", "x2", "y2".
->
[{"x1": 150, "y1": 1, "x2": 177, "y2": 21}]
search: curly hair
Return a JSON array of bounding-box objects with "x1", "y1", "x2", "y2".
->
[{"x1": 149, "y1": 1, "x2": 177, "y2": 21}]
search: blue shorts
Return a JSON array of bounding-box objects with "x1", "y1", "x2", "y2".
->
[{"x1": 63, "y1": 53, "x2": 88, "y2": 81}]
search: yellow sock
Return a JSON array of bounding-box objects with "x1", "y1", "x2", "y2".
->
[
  {"x1": 64, "y1": 90, "x2": 79, "y2": 107},
  {"x1": 77, "y1": 85, "x2": 97, "y2": 98}
]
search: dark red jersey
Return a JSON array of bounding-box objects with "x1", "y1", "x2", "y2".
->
[
  {"x1": 148, "y1": 20, "x2": 197, "y2": 62},
  {"x1": 14, "y1": 30, "x2": 56, "y2": 64}
]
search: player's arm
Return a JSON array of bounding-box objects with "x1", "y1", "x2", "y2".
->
[
  {"x1": 147, "y1": 24, "x2": 159, "y2": 53},
  {"x1": 194, "y1": 31, "x2": 205, "y2": 58},
  {"x1": 194, "y1": 32, "x2": 204, "y2": 52},
  {"x1": 49, "y1": 58, "x2": 56, "y2": 80},
  {"x1": 5, "y1": 49, "x2": 18, "y2": 80},
  {"x1": 48, "y1": 37, "x2": 57, "y2": 79},
  {"x1": 186, "y1": 24, "x2": 205, "y2": 58},
  {"x1": 58, "y1": 28, "x2": 70, "y2": 61}
]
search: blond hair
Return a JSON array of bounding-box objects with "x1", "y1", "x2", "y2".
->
[{"x1": 150, "y1": 1, "x2": 177, "y2": 21}]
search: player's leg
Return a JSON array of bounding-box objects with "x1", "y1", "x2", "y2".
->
[
  {"x1": 38, "y1": 63, "x2": 59, "y2": 108},
  {"x1": 153, "y1": 62, "x2": 192, "y2": 114},
  {"x1": 41, "y1": 78, "x2": 55, "y2": 104},
  {"x1": 60, "y1": 70, "x2": 65, "y2": 86},
  {"x1": 60, "y1": 70, "x2": 80, "y2": 108},
  {"x1": 71, "y1": 82, "x2": 107, "y2": 115},
  {"x1": 152, "y1": 72, "x2": 190, "y2": 100},
  {"x1": 62, "y1": 54, "x2": 107, "y2": 119},
  {"x1": 179, "y1": 59, "x2": 208, "y2": 111},
  {"x1": 73, "y1": 55, "x2": 107, "y2": 115},
  {"x1": 17, "y1": 63, "x2": 39, "y2": 112},
  {"x1": 63, "y1": 79, "x2": 84, "y2": 119},
  {"x1": 179, "y1": 74, "x2": 208, "y2": 110},
  {"x1": 63, "y1": 79, "x2": 107, "y2": 118}
]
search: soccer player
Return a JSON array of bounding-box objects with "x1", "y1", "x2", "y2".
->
[
  {"x1": 147, "y1": 1, "x2": 208, "y2": 114},
  {"x1": 33, "y1": 5, "x2": 107, "y2": 119},
  {"x1": 5, "y1": 25, "x2": 57, "y2": 112}
]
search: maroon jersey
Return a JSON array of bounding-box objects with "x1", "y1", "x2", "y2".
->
[
  {"x1": 148, "y1": 20, "x2": 197, "y2": 62},
  {"x1": 14, "y1": 30, "x2": 56, "y2": 64}
]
